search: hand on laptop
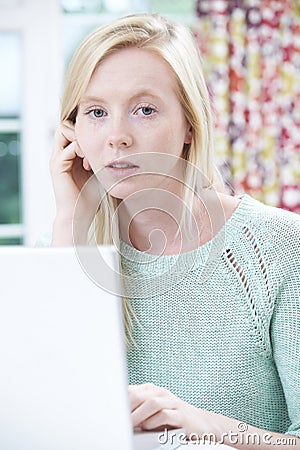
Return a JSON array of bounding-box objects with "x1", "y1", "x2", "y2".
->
[{"x1": 128, "y1": 382, "x2": 215, "y2": 440}]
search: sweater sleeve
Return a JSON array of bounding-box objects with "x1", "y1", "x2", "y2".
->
[{"x1": 270, "y1": 251, "x2": 300, "y2": 438}]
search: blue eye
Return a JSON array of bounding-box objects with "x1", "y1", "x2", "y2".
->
[
  {"x1": 141, "y1": 107, "x2": 154, "y2": 116},
  {"x1": 91, "y1": 109, "x2": 105, "y2": 118}
]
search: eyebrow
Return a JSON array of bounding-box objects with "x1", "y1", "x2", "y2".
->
[{"x1": 80, "y1": 90, "x2": 163, "y2": 105}]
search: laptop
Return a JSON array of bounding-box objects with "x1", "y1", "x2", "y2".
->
[{"x1": 0, "y1": 246, "x2": 184, "y2": 450}]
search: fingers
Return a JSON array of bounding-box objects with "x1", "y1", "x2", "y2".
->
[
  {"x1": 60, "y1": 140, "x2": 77, "y2": 161},
  {"x1": 51, "y1": 121, "x2": 91, "y2": 173},
  {"x1": 129, "y1": 383, "x2": 157, "y2": 411},
  {"x1": 129, "y1": 383, "x2": 182, "y2": 430},
  {"x1": 140, "y1": 409, "x2": 180, "y2": 431},
  {"x1": 82, "y1": 157, "x2": 91, "y2": 171},
  {"x1": 50, "y1": 140, "x2": 77, "y2": 174},
  {"x1": 54, "y1": 123, "x2": 75, "y2": 150},
  {"x1": 55, "y1": 120, "x2": 76, "y2": 149}
]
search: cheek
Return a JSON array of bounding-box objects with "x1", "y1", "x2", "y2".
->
[
  {"x1": 75, "y1": 122, "x2": 92, "y2": 145},
  {"x1": 161, "y1": 130, "x2": 184, "y2": 157},
  {"x1": 75, "y1": 124, "x2": 101, "y2": 158}
]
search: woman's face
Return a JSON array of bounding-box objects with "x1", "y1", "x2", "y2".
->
[{"x1": 75, "y1": 47, "x2": 192, "y2": 199}]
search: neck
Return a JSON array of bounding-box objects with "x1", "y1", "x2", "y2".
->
[{"x1": 117, "y1": 188, "x2": 205, "y2": 255}]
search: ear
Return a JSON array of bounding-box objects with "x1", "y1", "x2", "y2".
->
[{"x1": 184, "y1": 124, "x2": 192, "y2": 144}]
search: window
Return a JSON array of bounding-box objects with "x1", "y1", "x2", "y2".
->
[{"x1": 0, "y1": 32, "x2": 23, "y2": 243}]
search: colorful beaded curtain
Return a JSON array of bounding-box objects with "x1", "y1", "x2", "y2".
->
[{"x1": 194, "y1": 0, "x2": 300, "y2": 212}]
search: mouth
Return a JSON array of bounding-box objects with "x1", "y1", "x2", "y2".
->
[{"x1": 105, "y1": 160, "x2": 140, "y2": 176}]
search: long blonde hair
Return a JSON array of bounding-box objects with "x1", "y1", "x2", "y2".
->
[{"x1": 61, "y1": 13, "x2": 218, "y2": 341}]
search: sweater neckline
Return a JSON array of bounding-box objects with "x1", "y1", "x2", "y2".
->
[{"x1": 120, "y1": 194, "x2": 259, "y2": 274}]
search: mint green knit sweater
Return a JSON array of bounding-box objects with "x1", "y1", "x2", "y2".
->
[{"x1": 123, "y1": 195, "x2": 300, "y2": 437}]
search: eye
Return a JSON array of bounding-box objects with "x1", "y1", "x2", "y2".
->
[
  {"x1": 141, "y1": 106, "x2": 154, "y2": 116},
  {"x1": 90, "y1": 109, "x2": 106, "y2": 118},
  {"x1": 136, "y1": 105, "x2": 156, "y2": 116}
]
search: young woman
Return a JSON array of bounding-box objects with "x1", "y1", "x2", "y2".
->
[{"x1": 50, "y1": 13, "x2": 300, "y2": 449}]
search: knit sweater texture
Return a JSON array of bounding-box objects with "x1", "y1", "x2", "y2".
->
[{"x1": 122, "y1": 195, "x2": 300, "y2": 437}]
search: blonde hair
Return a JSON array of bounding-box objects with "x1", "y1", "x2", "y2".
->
[{"x1": 61, "y1": 13, "x2": 218, "y2": 341}]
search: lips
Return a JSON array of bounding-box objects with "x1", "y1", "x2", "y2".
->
[
  {"x1": 105, "y1": 159, "x2": 140, "y2": 177},
  {"x1": 105, "y1": 160, "x2": 139, "y2": 169}
]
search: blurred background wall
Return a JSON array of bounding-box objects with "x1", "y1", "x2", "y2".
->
[{"x1": 0, "y1": 0, "x2": 299, "y2": 246}]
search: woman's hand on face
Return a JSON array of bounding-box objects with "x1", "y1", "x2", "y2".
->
[
  {"x1": 128, "y1": 383, "x2": 205, "y2": 438},
  {"x1": 50, "y1": 120, "x2": 100, "y2": 244},
  {"x1": 50, "y1": 120, "x2": 92, "y2": 212}
]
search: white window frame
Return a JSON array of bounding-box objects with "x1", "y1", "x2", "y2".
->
[{"x1": 1, "y1": 0, "x2": 62, "y2": 246}]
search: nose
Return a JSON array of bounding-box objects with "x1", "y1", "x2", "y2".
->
[{"x1": 106, "y1": 116, "x2": 133, "y2": 149}]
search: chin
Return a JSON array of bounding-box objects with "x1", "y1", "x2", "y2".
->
[{"x1": 106, "y1": 183, "x2": 138, "y2": 201}]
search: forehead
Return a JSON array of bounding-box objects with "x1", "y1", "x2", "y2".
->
[{"x1": 85, "y1": 47, "x2": 178, "y2": 95}]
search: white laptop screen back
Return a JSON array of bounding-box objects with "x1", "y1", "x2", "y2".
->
[{"x1": 0, "y1": 246, "x2": 133, "y2": 450}]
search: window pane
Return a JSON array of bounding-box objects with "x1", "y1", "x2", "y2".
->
[
  {"x1": 149, "y1": 0, "x2": 194, "y2": 14},
  {"x1": 63, "y1": 24, "x2": 96, "y2": 67},
  {"x1": 0, "y1": 237, "x2": 23, "y2": 245},
  {"x1": 0, "y1": 33, "x2": 22, "y2": 118},
  {"x1": 102, "y1": 0, "x2": 130, "y2": 12},
  {"x1": 61, "y1": 0, "x2": 103, "y2": 13},
  {"x1": 61, "y1": 0, "x2": 134, "y2": 13},
  {"x1": 0, "y1": 133, "x2": 22, "y2": 224}
]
